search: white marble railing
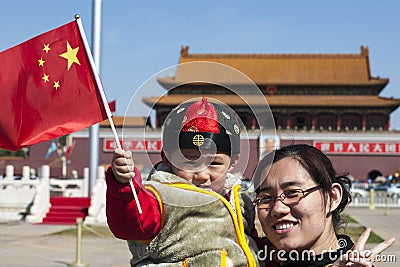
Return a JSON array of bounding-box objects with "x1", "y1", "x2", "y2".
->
[
  {"x1": 0, "y1": 164, "x2": 92, "y2": 223},
  {"x1": 50, "y1": 175, "x2": 88, "y2": 197},
  {"x1": 0, "y1": 165, "x2": 40, "y2": 221},
  {"x1": 349, "y1": 191, "x2": 400, "y2": 208},
  {"x1": 25, "y1": 166, "x2": 51, "y2": 223},
  {"x1": 85, "y1": 166, "x2": 107, "y2": 225}
]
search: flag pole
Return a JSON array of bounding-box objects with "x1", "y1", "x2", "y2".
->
[
  {"x1": 75, "y1": 14, "x2": 142, "y2": 214},
  {"x1": 88, "y1": 0, "x2": 101, "y2": 199}
]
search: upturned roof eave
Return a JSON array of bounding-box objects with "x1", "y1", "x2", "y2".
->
[
  {"x1": 157, "y1": 76, "x2": 388, "y2": 89},
  {"x1": 143, "y1": 95, "x2": 400, "y2": 109}
]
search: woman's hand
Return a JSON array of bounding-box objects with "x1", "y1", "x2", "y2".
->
[{"x1": 333, "y1": 228, "x2": 396, "y2": 266}]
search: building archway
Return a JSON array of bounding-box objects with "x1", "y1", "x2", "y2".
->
[
  {"x1": 273, "y1": 112, "x2": 287, "y2": 129},
  {"x1": 316, "y1": 112, "x2": 336, "y2": 130},
  {"x1": 367, "y1": 169, "x2": 383, "y2": 182},
  {"x1": 341, "y1": 113, "x2": 362, "y2": 130},
  {"x1": 290, "y1": 112, "x2": 312, "y2": 130},
  {"x1": 366, "y1": 113, "x2": 387, "y2": 130}
]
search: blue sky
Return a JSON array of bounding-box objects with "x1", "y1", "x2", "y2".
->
[{"x1": 2, "y1": 1, "x2": 400, "y2": 129}]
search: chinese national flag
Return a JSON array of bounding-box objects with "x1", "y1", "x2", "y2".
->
[{"x1": 0, "y1": 19, "x2": 108, "y2": 150}]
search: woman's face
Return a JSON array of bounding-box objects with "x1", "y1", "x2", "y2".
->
[{"x1": 257, "y1": 157, "x2": 336, "y2": 253}]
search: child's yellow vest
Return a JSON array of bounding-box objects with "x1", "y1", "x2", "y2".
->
[{"x1": 127, "y1": 171, "x2": 259, "y2": 267}]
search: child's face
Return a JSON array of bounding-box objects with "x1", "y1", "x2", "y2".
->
[{"x1": 166, "y1": 148, "x2": 235, "y2": 194}]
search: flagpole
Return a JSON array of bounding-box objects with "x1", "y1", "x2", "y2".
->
[
  {"x1": 75, "y1": 14, "x2": 142, "y2": 213},
  {"x1": 88, "y1": 0, "x2": 102, "y2": 200}
]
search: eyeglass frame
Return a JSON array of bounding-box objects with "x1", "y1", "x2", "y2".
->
[{"x1": 253, "y1": 185, "x2": 322, "y2": 209}]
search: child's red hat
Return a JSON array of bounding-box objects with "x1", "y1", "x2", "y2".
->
[{"x1": 162, "y1": 96, "x2": 241, "y2": 155}]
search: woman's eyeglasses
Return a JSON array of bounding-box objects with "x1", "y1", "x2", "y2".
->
[{"x1": 253, "y1": 185, "x2": 321, "y2": 209}]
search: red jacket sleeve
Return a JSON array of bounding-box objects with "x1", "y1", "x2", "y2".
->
[{"x1": 105, "y1": 165, "x2": 161, "y2": 240}]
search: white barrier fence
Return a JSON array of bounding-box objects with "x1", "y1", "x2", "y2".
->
[{"x1": 350, "y1": 190, "x2": 400, "y2": 208}]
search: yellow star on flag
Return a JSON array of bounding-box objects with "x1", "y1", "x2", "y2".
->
[
  {"x1": 43, "y1": 44, "x2": 50, "y2": 53},
  {"x1": 38, "y1": 57, "x2": 45, "y2": 67},
  {"x1": 53, "y1": 81, "x2": 60, "y2": 90},
  {"x1": 59, "y1": 41, "x2": 81, "y2": 70},
  {"x1": 42, "y1": 73, "x2": 49, "y2": 83}
]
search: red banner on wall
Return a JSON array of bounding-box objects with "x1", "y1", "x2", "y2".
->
[
  {"x1": 103, "y1": 139, "x2": 162, "y2": 152},
  {"x1": 314, "y1": 141, "x2": 400, "y2": 155}
]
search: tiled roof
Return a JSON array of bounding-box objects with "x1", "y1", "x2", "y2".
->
[
  {"x1": 157, "y1": 46, "x2": 388, "y2": 86},
  {"x1": 143, "y1": 94, "x2": 400, "y2": 109}
]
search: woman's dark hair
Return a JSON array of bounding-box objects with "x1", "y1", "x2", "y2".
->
[{"x1": 253, "y1": 144, "x2": 352, "y2": 232}]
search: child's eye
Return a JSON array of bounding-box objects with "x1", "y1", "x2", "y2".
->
[{"x1": 210, "y1": 161, "x2": 222, "y2": 165}]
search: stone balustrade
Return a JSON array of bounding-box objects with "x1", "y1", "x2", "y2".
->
[{"x1": 0, "y1": 164, "x2": 93, "y2": 223}]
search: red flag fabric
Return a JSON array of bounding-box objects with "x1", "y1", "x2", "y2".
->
[{"x1": 0, "y1": 20, "x2": 108, "y2": 150}]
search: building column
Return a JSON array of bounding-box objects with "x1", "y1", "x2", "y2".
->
[
  {"x1": 386, "y1": 116, "x2": 390, "y2": 130},
  {"x1": 155, "y1": 112, "x2": 160, "y2": 128},
  {"x1": 251, "y1": 116, "x2": 257, "y2": 129},
  {"x1": 311, "y1": 113, "x2": 316, "y2": 130},
  {"x1": 362, "y1": 114, "x2": 366, "y2": 130},
  {"x1": 286, "y1": 113, "x2": 291, "y2": 129}
]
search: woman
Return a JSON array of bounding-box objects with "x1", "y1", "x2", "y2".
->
[{"x1": 253, "y1": 144, "x2": 395, "y2": 267}]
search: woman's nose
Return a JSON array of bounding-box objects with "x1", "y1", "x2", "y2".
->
[{"x1": 269, "y1": 197, "x2": 290, "y2": 217}]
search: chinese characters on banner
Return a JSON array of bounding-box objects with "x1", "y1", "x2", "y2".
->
[
  {"x1": 314, "y1": 141, "x2": 400, "y2": 155},
  {"x1": 103, "y1": 139, "x2": 162, "y2": 152}
]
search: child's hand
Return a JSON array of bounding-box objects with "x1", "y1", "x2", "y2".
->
[{"x1": 112, "y1": 148, "x2": 135, "y2": 184}]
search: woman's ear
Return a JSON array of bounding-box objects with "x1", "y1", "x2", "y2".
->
[{"x1": 328, "y1": 182, "x2": 343, "y2": 213}]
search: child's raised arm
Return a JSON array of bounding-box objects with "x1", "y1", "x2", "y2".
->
[
  {"x1": 110, "y1": 148, "x2": 142, "y2": 213},
  {"x1": 106, "y1": 148, "x2": 161, "y2": 240}
]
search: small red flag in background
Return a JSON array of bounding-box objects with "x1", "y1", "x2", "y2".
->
[
  {"x1": 0, "y1": 19, "x2": 108, "y2": 150},
  {"x1": 66, "y1": 140, "x2": 76, "y2": 160},
  {"x1": 108, "y1": 99, "x2": 116, "y2": 113}
]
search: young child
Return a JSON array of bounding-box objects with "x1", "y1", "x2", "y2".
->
[{"x1": 106, "y1": 96, "x2": 259, "y2": 267}]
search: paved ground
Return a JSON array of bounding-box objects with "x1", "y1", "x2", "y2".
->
[
  {"x1": 345, "y1": 207, "x2": 400, "y2": 266},
  {"x1": 0, "y1": 222, "x2": 131, "y2": 267},
  {"x1": 0, "y1": 207, "x2": 399, "y2": 266}
]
